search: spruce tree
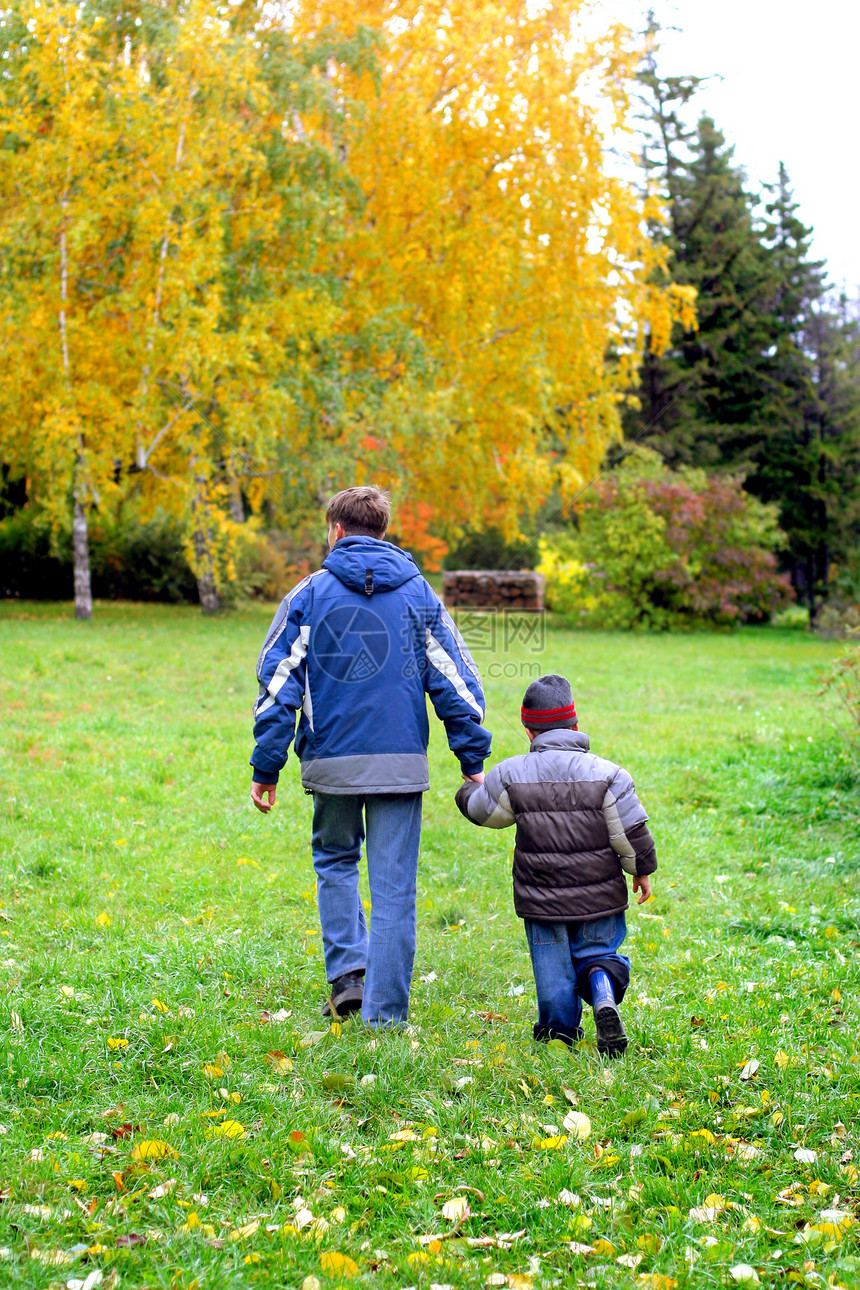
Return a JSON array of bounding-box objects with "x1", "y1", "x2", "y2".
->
[
  {"x1": 629, "y1": 103, "x2": 781, "y2": 465},
  {"x1": 629, "y1": 45, "x2": 860, "y2": 617}
]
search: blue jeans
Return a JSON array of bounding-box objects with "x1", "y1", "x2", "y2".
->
[
  {"x1": 311, "y1": 792, "x2": 423, "y2": 1028},
  {"x1": 524, "y1": 913, "x2": 630, "y2": 1044}
]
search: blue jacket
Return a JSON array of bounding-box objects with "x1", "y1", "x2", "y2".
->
[{"x1": 251, "y1": 536, "x2": 492, "y2": 793}]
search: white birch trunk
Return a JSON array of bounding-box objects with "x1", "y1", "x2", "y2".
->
[
  {"x1": 72, "y1": 496, "x2": 93, "y2": 619},
  {"x1": 59, "y1": 159, "x2": 92, "y2": 620}
]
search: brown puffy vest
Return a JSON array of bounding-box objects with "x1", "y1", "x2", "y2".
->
[{"x1": 507, "y1": 776, "x2": 628, "y2": 923}]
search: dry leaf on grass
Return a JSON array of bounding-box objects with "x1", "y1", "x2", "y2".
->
[
  {"x1": 131, "y1": 1140, "x2": 176, "y2": 1161},
  {"x1": 208, "y1": 1120, "x2": 246, "y2": 1140},
  {"x1": 66, "y1": 1272, "x2": 103, "y2": 1290},
  {"x1": 320, "y1": 1251, "x2": 359, "y2": 1278},
  {"x1": 441, "y1": 1196, "x2": 470, "y2": 1222},
  {"x1": 265, "y1": 1050, "x2": 294, "y2": 1074},
  {"x1": 229, "y1": 1219, "x2": 260, "y2": 1241},
  {"x1": 562, "y1": 1111, "x2": 591, "y2": 1139}
]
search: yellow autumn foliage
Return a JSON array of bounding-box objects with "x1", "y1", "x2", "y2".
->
[
  {"x1": 0, "y1": 0, "x2": 693, "y2": 593},
  {"x1": 291, "y1": 0, "x2": 694, "y2": 538}
]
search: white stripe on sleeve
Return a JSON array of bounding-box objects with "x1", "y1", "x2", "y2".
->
[
  {"x1": 255, "y1": 625, "x2": 310, "y2": 717},
  {"x1": 426, "y1": 629, "x2": 483, "y2": 718}
]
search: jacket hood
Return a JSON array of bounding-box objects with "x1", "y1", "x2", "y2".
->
[{"x1": 322, "y1": 536, "x2": 422, "y2": 595}]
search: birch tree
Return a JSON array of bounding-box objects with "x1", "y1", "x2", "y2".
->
[{"x1": 288, "y1": 0, "x2": 695, "y2": 550}]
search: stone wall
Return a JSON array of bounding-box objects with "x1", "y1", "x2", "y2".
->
[{"x1": 442, "y1": 570, "x2": 545, "y2": 612}]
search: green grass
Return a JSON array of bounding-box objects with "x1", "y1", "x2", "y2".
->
[{"x1": 1, "y1": 601, "x2": 859, "y2": 1290}]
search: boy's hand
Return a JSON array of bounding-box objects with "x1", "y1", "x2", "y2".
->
[
  {"x1": 251, "y1": 781, "x2": 277, "y2": 814},
  {"x1": 632, "y1": 875, "x2": 651, "y2": 904},
  {"x1": 463, "y1": 772, "x2": 485, "y2": 783}
]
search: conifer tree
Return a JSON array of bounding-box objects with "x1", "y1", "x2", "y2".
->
[{"x1": 629, "y1": 44, "x2": 860, "y2": 617}]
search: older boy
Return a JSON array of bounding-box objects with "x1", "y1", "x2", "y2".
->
[
  {"x1": 250, "y1": 486, "x2": 491, "y2": 1028},
  {"x1": 455, "y1": 673, "x2": 656, "y2": 1056}
]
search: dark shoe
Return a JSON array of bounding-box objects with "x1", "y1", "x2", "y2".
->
[
  {"x1": 594, "y1": 1003, "x2": 628, "y2": 1058},
  {"x1": 322, "y1": 970, "x2": 365, "y2": 1019}
]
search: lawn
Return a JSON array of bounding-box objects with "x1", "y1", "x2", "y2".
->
[{"x1": 1, "y1": 601, "x2": 858, "y2": 1290}]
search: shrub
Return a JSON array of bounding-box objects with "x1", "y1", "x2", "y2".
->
[
  {"x1": 444, "y1": 526, "x2": 534, "y2": 571},
  {"x1": 537, "y1": 449, "x2": 794, "y2": 629},
  {"x1": 0, "y1": 509, "x2": 198, "y2": 603},
  {"x1": 0, "y1": 510, "x2": 71, "y2": 599},
  {"x1": 227, "y1": 527, "x2": 318, "y2": 603},
  {"x1": 814, "y1": 556, "x2": 860, "y2": 639}
]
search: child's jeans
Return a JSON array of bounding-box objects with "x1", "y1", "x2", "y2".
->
[{"x1": 524, "y1": 913, "x2": 631, "y2": 1044}]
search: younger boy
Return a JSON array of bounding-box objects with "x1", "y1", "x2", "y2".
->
[{"x1": 455, "y1": 674, "x2": 656, "y2": 1056}]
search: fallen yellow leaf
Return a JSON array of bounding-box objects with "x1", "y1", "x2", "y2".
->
[
  {"x1": 562, "y1": 1110, "x2": 591, "y2": 1139},
  {"x1": 95, "y1": 911, "x2": 111, "y2": 928},
  {"x1": 107, "y1": 1038, "x2": 129, "y2": 1051},
  {"x1": 209, "y1": 1120, "x2": 245, "y2": 1140},
  {"x1": 320, "y1": 1251, "x2": 359, "y2": 1278},
  {"x1": 441, "y1": 1195, "x2": 470, "y2": 1222},
  {"x1": 132, "y1": 1140, "x2": 177, "y2": 1161},
  {"x1": 265, "y1": 1050, "x2": 294, "y2": 1074},
  {"x1": 637, "y1": 1233, "x2": 662, "y2": 1253},
  {"x1": 230, "y1": 1219, "x2": 260, "y2": 1241}
]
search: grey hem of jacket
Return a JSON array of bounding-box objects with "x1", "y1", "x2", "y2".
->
[
  {"x1": 519, "y1": 899, "x2": 629, "y2": 924},
  {"x1": 300, "y1": 752, "x2": 430, "y2": 795}
]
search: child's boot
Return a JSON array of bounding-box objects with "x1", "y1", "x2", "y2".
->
[{"x1": 590, "y1": 968, "x2": 628, "y2": 1058}]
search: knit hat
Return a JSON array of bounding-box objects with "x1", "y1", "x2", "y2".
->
[{"x1": 521, "y1": 673, "x2": 578, "y2": 730}]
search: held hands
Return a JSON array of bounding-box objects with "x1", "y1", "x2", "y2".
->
[
  {"x1": 632, "y1": 874, "x2": 652, "y2": 905},
  {"x1": 251, "y1": 781, "x2": 277, "y2": 814},
  {"x1": 462, "y1": 771, "x2": 485, "y2": 783}
]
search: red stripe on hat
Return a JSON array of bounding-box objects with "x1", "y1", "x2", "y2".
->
[{"x1": 521, "y1": 702, "x2": 577, "y2": 720}]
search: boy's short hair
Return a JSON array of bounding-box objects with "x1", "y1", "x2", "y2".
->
[{"x1": 326, "y1": 486, "x2": 390, "y2": 539}]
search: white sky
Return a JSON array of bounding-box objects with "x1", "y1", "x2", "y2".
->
[{"x1": 596, "y1": 0, "x2": 860, "y2": 293}]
